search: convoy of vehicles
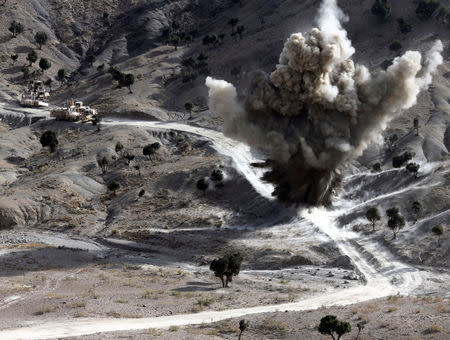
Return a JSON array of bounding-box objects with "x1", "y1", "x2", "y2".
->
[
  {"x1": 50, "y1": 100, "x2": 98, "y2": 122},
  {"x1": 19, "y1": 81, "x2": 98, "y2": 122},
  {"x1": 20, "y1": 81, "x2": 50, "y2": 108}
]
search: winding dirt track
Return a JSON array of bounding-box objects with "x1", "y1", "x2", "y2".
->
[{"x1": 0, "y1": 120, "x2": 440, "y2": 339}]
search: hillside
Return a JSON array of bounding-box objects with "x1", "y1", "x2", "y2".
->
[{"x1": 0, "y1": 0, "x2": 449, "y2": 339}]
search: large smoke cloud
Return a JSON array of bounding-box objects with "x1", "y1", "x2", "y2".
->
[{"x1": 206, "y1": 0, "x2": 443, "y2": 205}]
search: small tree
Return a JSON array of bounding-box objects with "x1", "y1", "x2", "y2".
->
[
  {"x1": 238, "y1": 319, "x2": 249, "y2": 340},
  {"x1": 386, "y1": 207, "x2": 400, "y2": 219},
  {"x1": 196, "y1": 177, "x2": 209, "y2": 194},
  {"x1": 228, "y1": 17, "x2": 239, "y2": 33},
  {"x1": 119, "y1": 73, "x2": 134, "y2": 93},
  {"x1": 92, "y1": 116, "x2": 102, "y2": 131},
  {"x1": 406, "y1": 162, "x2": 420, "y2": 178},
  {"x1": 389, "y1": 40, "x2": 402, "y2": 51},
  {"x1": 27, "y1": 50, "x2": 38, "y2": 67},
  {"x1": 397, "y1": 18, "x2": 412, "y2": 34},
  {"x1": 22, "y1": 65, "x2": 30, "y2": 79},
  {"x1": 35, "y1": 31, "x2": 49, "y2": 49},
  {"x1": 115, "y1": 142, "x2": 124, "y2": 155},
  {"x1": 356, "y1": 323, "x2": 365, "y2": 340},
  {"x1": 40, "y1": 130, "x2": 58, "y2": 153},
  {"x1": 372, "y1": 163, "x2": 382, "y2": 172},
  {"x1": 371, "y1": 0, "x2": 391, "y2": 20},
  {"x1": 138, "y1": 188, "x2": 145, "y2": 198},
  {"x1": 236, "y1": 25, "x2": 245, "y2": 39},
  {"x1": 10, "y1": 54, "x2": 18, "y2": 64},
  {"x1": 9, "y1": 20, "x2": 24, "y2": 37},
  {"x1": 211, "y1": 169, "x2": 224, "y2": 184},
  {"x1": 184, "y1": 102, "x2": 193, "y2": 119},
  {"x1": 124, "y1": 152, "x2": 135, "y2": 165},
  {"x1": 413, "y1": 117, "x2": 419, "y2": 136},
  {"x1": 143, "y1": 142, "x2": 160, "y2": 162},
  {"x1": 387, "y1": 212, "x2": 405, "y2": 239},
  {"x1": 108, "y1": 181, "x2": 120, "y2": 195},
  {"x1": 411, "y1": 201, "x2": 422, "y2": 223},
  {"x1": 98, "y1": 156, "x2": 109, "y2": 174},
  {"x1": 318, "y1": 315, "x2": 352, "y2": 340},
  {"x1": 170, "y1": 35, "x2": 181, "y2": 50},
  {"x1": 39, "y1": 58, "x2": 51, "y2": 73},
  {"x1": 392, "y1": 152, "x2": 413, "y2": 168},
  {"x1": 209, "y1": 253, "x2": 243, "y2": 287},
  {"x1": 135, "y1": 165, "x2": 141, "y2": 176},
  {"x1": 57, "y1": 68, "x2": 66, "y2": 84},
  {"x1": 85, "y1": 54, "x2": 95, "y2": 67},
  {"x1": 384, "y1": 134, "x2": 398, "y2": 152},
  {"x1": 431, "y1": 225, "x2": 444, "y2": 246},
  {"x1": 366, "y1": 207, "x2": 381, "y2": 231},
  {"x1": 416, "y1": 0, "x2": 439, "y2": 20}
]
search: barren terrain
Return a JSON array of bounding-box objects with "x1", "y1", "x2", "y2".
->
[{"x1": 0, "y1": 0, "x2": 449, "y2": 339}]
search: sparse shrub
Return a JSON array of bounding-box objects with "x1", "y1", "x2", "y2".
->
[
  {"x1": 39, "y1": 58, "x2": 51, "y2": 73},
  {"x1": 372, "y1": 162, "x2": 382, "y2": 172},
  {"x1": 27, "y1": 50, "x2": 38, "y2": 66},
  {"x1": 9, "y1": 20, "x2": 24, "y2": 37},
  {"x1": 389, "y1": 40, "x2": 402, "y2": 51},
  {"x1": 209, "y1": 253, "x2": 243, "y2": 287},
  {"x1": 10, "y1": 54, "x2": 18, "y2": 64},
  {"x1": 211, "y1": 169, "x2": 224, "y2": 183},
  {"x1": 406, "y1": 162, "x2": 420, "y2": 178},
  {"x1": 423, "y1": 324, "x2": 442, "y2": 334},
  {"x1": 392, "y1": 152, "x2": 413, "y2": 168},
  {"x1": 231, "y1": 66, "x2": 242, "y2": 78},
  {"x1": 431, "y1": 224, "x2": 444, "y2": 246},
  {"x1": 371, "y1": 0, "x2": 391, "y2": 20},
  {"x1": 40, "y1": 130, "x2": 58, "y2": 153},
  {"x1": 57, "y1": 68, "x2": 66, "y2": 84},
  {"x1": 22, "y1": 65, "x2": 30, "y2": 79},
  {"x1": 236, "y1": 25, "x2": 245, "y2": 39},
  {"x1": 138, "y1": 189, "x2": 145, "y2": 198},
  {"x1": 318, "y1": 315, "x2": 352, "y2": 340},
  {"x1": 413, "y1": 117, "x2": 419, "y2": 135},
  {"x1": 98, "y1": 156, "x2": 108, "y2": 174},
  {"x1": 366, "y1": 207, "x2": 381, "y2": 231},
  {"x1": 411, "y1": 201, "x2": 422, "y2": 223},
  {"x1": 196, "y1": 177, "x2": 209, "y2": 193},
  {"x1": 124, "y1": 152, "x2": 135, "y2": 165},
  {"x1": 356, "y1": 323, "x2": 365, "y2": 340},
  {"x1": 107, "y1": 181, "x2": 120, "y2": 195},
  {"x1": 35, "y1": 31, "x2": 48, "y2": 49},
  {"x1": 416, "y1": 0, "x2": 440, "y2": 20},
  {"x1": 228, "y1": 17, "x2": 239, "y2": 33},
  {"x1": 184, "y1": 102, "x2": 193, "y2": 119},
  {"x1": 384, "y1": 134, "x2": 398, "y2": 151},
  {"x1": 238, "y1": 319, "x2": 249, "y2": 340},
  {"x1": 397, "y1": 18, "x2": 412, "y2": 34},
  {"x1": 115, "y1": 142, "x2": 124, "y2": 155},
  {"x1": 85, "y1": 54, "x2": 95, "y2": 67},
  {"x1": 91, "y1": 116, "x2": 102, "y2": 131}
]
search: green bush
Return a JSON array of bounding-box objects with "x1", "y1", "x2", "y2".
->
[
  {"x1": 416, "y1": 0, "x2": 440, "y2": 20},
  {"x1": 389, "y1": 40, "x2": 402, "y2": 51}
]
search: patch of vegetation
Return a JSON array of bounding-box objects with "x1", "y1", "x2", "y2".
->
[
  {"x1": 209, "y1": 253, "x2": 243, "y2": 287},
  {"x1": 416, "y1": 0, "x2": 440, "y2": 20},
  {"x1": 318, "y1": 315, "x2": 351, "y2": 340},
  {"x1": 371, "y1": 0, "x2": 391, "y2": 20}
]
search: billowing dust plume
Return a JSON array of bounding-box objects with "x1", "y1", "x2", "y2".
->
[{"x1": 206, "y1": 0, "x2": 443, "y2": 205}]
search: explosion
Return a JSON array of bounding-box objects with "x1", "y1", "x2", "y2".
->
[{"x1": 206, "y1": 0, "x2": 443, "y2": 205}]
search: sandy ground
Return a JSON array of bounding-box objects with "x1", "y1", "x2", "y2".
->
[{"x1": 66, "y1": 295, "x2": 450, "y2": 340}]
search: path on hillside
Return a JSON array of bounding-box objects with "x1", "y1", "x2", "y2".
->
[{"x1": 0, "y1": 119, "x2": 440, "y2": 339}]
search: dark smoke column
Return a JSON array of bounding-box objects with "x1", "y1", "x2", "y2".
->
[{"x1": 206, "y1": 0, "x2": 443, "y2": 205}]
